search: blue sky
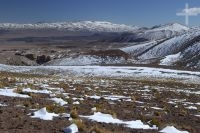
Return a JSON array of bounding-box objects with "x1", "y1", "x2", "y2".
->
[{"x1": 0, "y1": 0, "x2": 199, "y2": 27}]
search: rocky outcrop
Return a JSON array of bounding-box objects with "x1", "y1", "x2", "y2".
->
[
  {"x1": 36, "y1": 55, "x2": 51, "y2": 65},
  {"x1": 25, "y1": 54, "x2": 35, "y2": 60}
]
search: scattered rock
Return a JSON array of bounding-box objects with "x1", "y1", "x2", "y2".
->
[
  {"x1": 15, "y1": 51, "x2": 24, "y2": 56},
  {"x1": 63, "y1": 124, "x2": 78, "y2": 133}
]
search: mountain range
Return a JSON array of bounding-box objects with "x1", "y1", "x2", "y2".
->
[{"x1": 0, "y1": 21, "x2": 200, "y2": 70}]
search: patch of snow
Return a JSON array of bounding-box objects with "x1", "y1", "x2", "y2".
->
[
  {"x1": 51, "y1": 98, "x2": 68, "y2": 106},
  {"x1": 91, "y1": 107, "x2": 97, "y2": 112},
  {"x1": 125, "y1": 99, "x2": 132, "y2": 102},
  {"x1": 135, "y1": 101, "x2": 145, "y2": 104},
  {"x1": 31, "y1": 107, "x2": 59, "y2": 120},
  {"x1": 0, "y1": 88, "x2": 30, "y2": 98},
  {"x1": 0, "y1": 103, "x2": 7, "y2": 106},
  {"x1": 195, "y1": 102, "x2": 200, "y2": 105},
  {"x1": 168, "y1": 101, "x2": 176, "y2": 105},
  {"x1": 176, "y1": 89, "x2": 200, "y2": 95},
  {"x1": 23, "y1": 88, "x2": 51, "y2": 94},
  {"x1": 186, "y1": 106, "x2": 197, "y2": 110},
  {"x1": 87, "y1": 95, "x2": 101, "y2": 99},
  {"x1": 137, "y1": 89, "x2": 151, "y2": 92},
  {"x1": 73, "y1": 101, "x2": 80, "y2": 105},
  {"x1": 160, "y1": 52, "x2": 182, "y2": 66},
  {"x1": 103, "y1": 95, "x2": 130, "y2": 101},
  {"x1": 151, "y1": 107, "x2": 164, "y2": 110},
  {"x1": 160, "y1": 126, "x2": 189, "y2": 133},
  {"x1": 82, "y1": 112, "x2": 157, "y2": 129}
]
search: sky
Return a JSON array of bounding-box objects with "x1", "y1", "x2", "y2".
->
[{"x1": 0, "y1": 0, "x2": 200, "y2": 27}]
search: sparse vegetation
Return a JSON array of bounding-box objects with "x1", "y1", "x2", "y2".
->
[
  {"x1": 73, "y1": 119, "x2": 86, "y2": 132},
  {"x1": 0, "y1": 69, "x2": 199, "y2": 133},
  {"x1": 70, "y1": 107, "x2": 79, "y2": 119},
  {"x1": 46, "y1": 104, "x2": 66, "y2": 114},
  {"x1": 150, "y1": 118, "x2": 160, "y2": 127}
]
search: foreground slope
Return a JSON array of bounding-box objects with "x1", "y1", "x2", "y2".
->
[{"x1": 0, "y1": 64, "x2": 199, "y2": 132}]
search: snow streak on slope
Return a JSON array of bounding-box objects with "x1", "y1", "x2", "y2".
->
[
  {"x1": 0, "y1": 21, "x2": 138, "y2": 33},
  {"x1": 160, "y1": 52, "x2": 182, "y2": 66},
  {"x1": 120, "y1": 41, "x2": 158, "y2": 56}
]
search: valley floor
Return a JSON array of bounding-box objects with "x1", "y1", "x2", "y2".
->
[{"x1": 0, "y1": 65, "x2": 199, "y2": 133}]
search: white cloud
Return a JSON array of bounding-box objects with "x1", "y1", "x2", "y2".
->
[{"x1": 183, "y1": 7, "x2": 200, "y2": 14}]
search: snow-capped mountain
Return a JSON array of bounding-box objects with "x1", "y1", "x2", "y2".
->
[
  {"x1": 110, "y1": 23, "x2": 190, "y2": 42},
  {"x1": 1, "y1": 20, "x2": 199, "y2": 70},
  {"x1": 150, "y1": 23, "x2": 189, "y2": 33},
  {"x1": 0, "y1": 21, "x2": 138, "y2": 33},
  {"x1": 120, "y1": 30, "x2": 200, "y2": 70},
  {"x1": 142, "y1": 23, "x2": 189, "y2": 40}
]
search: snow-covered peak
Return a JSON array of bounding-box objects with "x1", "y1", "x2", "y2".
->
[
  {"x1": 151, "y1": 23, "x2": 189, "y2": 32},
  {"x1": 0, "y1": 21, "x2": 138, "y2": 33}
]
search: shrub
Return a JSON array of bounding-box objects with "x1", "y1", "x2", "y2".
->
[
  {"x1": 70, "y1": 108, "x2": 79, "y2": 119},
  {"x1": 150, "y1": 118, "x2": 160, "y2": 127},
  {"x1": 73, "y1": 119, "x2": 86, "y2": 132}
]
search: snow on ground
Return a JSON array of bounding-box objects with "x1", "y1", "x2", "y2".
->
[
  {"x1": 195, "y1": 114, "x2": 200, "y2": 117},
  {"x1": 176, "y1": 89, "x2": 200, "y2": 95},
  {"x1": 160, "y1": 52, "x2": 182, "y2": 66},
  {"x1": 159, "y1": 126, "x2": 189, "y2": 133},
  {"x1": 82, "y1": 112, "x2": 157, "y2": 130},
  {"x1": 0, "y1": 88, "x2": 30, "y2": 98},
  {"x1": 31, "y1": 107, "x2": 59, "y2": 120},
  {"x1": 23, "y1": 88, "x2": 51, "y2": 94},
  {"x1": 73, "y1": 101, "x2": 80, "y2": 105},
  {"x1": 51, "y1": 98, "x2": 68, "y2": 106},
  {"x1": 186, "y1": 106, "x2": 197, "y2": 110},
  {"x1": 87, "y1": 95, "x2": 101, "y2": 99},
  {"x1": 91, "y1": 107, "x2": 97, "y2": 112},
  {"x1": 120, "y1": 41, "x2": 157, "y2": 56},
  {"x1": 1, "y1": 64, "x2": 200, "y2": 84},
  {"x1": 87, "y1": 95, "x2": 131, "y2": 101},
  {"x1": 151, "y1": 107, "x2": 164, "y2": 110},
  {"x1": 47, "y1": 55, "x2": 126, "y2": 66},
  {"x1": 0, "y1": 103, "x2": 7, "y2": 106},
  {"x1": 196, "y1": 102, "x2": 200, "y2": 105},
  {"x1": 103, "y1": 95, "x2": 131, "y2": 101}
]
